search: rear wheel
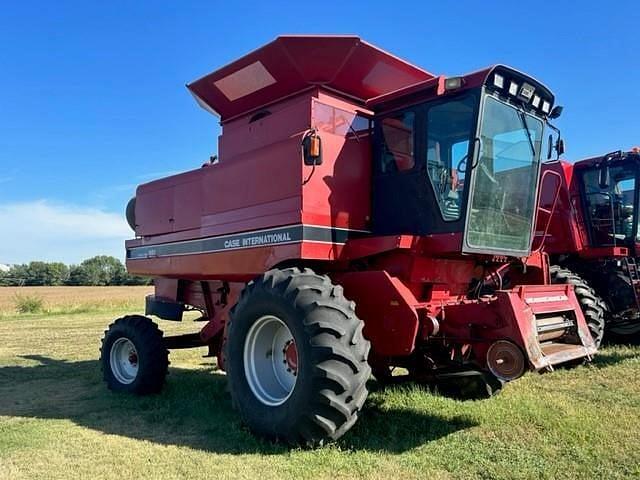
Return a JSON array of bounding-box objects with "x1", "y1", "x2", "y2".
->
[
  {"x1": 604, "y1": 271, "x2": 640, "y2": 342},
  {"x1": 225, "y1": 268, "x2": 371, "y2": 446},
  {"x1": 435, "y1": 370, "x2": 503, "y2": 399},
  {"x1": 100, "y1": 315, "x2": 168, "y2": 394},
  {"x1": 607, "y1": 318, "x2": 640, "y2": 342},
  {"x1": 550, "y1": 266, "x2": 606, "y2": 348}
]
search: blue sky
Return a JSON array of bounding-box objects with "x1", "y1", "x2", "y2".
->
[{"x1": 1, "y1": 1, "x2": 639, "y2": 264}]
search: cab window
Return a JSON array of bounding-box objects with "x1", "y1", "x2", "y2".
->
[
  {"x1": 425, "y1": 95, "x2": 475, "y2": 221},
  {"x1": 380, "y1": 111, "x2": 415, "y2": 173},
  {"x1": 582, "y1": 166, "x2": 638, "y2": 244}
]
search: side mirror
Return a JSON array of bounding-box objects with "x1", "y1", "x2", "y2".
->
[
  {"x1": 599, "y1": 163, "x2": 610, "y2": 189},
  {"x1": 302, "y1": 132, "x2": 323, "y2": 166},
  {"x1": 546, "y1": 122, "x2": 564, "y2": 160},
  {"x1": 549, "y1": 105, "x2": 563, "y2": 119}
]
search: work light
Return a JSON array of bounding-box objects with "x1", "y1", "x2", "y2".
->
[
  {"x1": 444, "y1": 76, "x2": 464, "y2": 91},
  {"x1": 518, "y1": 83, "x2": 535, "y2": 102},
  {"x1": 532, "y1": 95, "x2": 541, "y2": 108},
  {"x1": 542, "y1": 101, "x2": 551, "y2": 114},
  {"x1": 493, "y1": 73, "x2": 504, "y2": 89},
  {"x1": 509, "y1": 81, "x2": 518, "y2": 96}
]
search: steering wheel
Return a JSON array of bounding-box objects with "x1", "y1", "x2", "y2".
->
[{"x1": 456, "y1": 153, "x2": 469, "y2": 174}]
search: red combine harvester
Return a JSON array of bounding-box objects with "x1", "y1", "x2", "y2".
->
[
  {"x1": 539, "y1": 148, "x2": 640, "y2": 343},
  {"x1": 102, "y1": 36, "x2": 597, "y2": 445}
]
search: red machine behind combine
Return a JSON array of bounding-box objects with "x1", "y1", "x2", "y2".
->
[
  {"x1": 540, "y1": 149, "x2": 640, "y2": 343},
  {"x1": 102, "y1": 36, "x2": 597, "y2": 445}
]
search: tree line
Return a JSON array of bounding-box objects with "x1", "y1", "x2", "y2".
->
[{"x1": 0, "y1": 256, "x2": 151, "y2": 286}]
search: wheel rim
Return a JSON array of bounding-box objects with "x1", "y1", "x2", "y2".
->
[
  {"x1": 110, "y1": 337, "x2": 139, "y2": 384},
  {"x1": 243, "y1": 315, "x2": 298, "y2": 406}
]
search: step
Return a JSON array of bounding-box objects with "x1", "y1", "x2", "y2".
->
[{"x1": 539, "y1": 342, "x2": 592, "y2": 368}]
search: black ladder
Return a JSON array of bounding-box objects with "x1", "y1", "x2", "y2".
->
[
  {"x1": 623, "y1": 258, "x2": 640, "y2": 307},
  {"x1": 625, "y1": 257, "x2": 640, "y2": 282}
]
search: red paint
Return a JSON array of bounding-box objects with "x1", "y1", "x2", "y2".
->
[
  {"x1": 127, "y1": 36, "x2": 593, "y2": 377},
  {"x1": 538, "y1": 155, "x2": 637, "y2": 258},
  {"x1": 334, "y1": 270, "x2": 420, "y2": 356},
  {"x1": 187, "y1": 36, "x2": 432, "y2": 122},
  {"x1": 285, "y1": 341, "x2": 298, "y2": 371}
]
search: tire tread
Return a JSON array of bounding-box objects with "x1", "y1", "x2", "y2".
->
[
  {"x1": 550, "y1": 265, "x2": 606, "y2": 347},
  {"x1": 225, "y1": 267, "x2": 370, "y2": 446}
]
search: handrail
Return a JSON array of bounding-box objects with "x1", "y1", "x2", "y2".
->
[{"x1": 532, "y1": 169, "x2": 563, "y2": 252}]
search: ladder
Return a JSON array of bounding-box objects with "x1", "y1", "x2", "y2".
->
[{"x1": 623, "y1": 257, "x2": 640, "y2": 307}]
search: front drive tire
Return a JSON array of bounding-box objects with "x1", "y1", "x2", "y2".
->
[
  {"x1": 100, "y1": 315, "x2": 169, "y2": 394},
  {"x1": 225, "y1": 268, "x2": 371, "y2": 446},
  {"x1": 550, "y1": 265, "x2": 607, "y2": 348}
]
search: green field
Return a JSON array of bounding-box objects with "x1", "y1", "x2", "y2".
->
[{"x1": 1, "y1": 291, "x2": 640, "y2": 479}]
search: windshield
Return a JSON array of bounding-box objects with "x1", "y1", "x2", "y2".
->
[
  {"x1": 465, "y1": 95, "x2": 544, "y2": 253},
  {"x1": 581, "y1": 163, "x2": 639, "y2": 245}
]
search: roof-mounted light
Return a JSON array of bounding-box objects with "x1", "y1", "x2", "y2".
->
[
  {"x1": 542, "y1": 100, "x2": 551, "y2": 114},
  {"x1": 444, "y1": 76, "x2": 464, "y2": 91},
  {"x1": 493, "y1": 73, "x2": 504, "y2": 89},
  {"x1": 508, "y1": 81, "x2": 519, "y2": 96},
  {"x1": 518, "y1": 83, "x2": 535, "y2": 102},
  {"x1": 532, "y1": 95, "x2": 541, "y2": 108}
]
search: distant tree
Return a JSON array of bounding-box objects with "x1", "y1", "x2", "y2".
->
[
  {"x1": 5, "y1": 264, "x2": 28, "y2": 286},
  {"x1": 67, "y1": 255, "x2": 126, "y2": 286},
  {"x1": 0, "y1": 256, "x2": 151, "y2": 287},
  {"x1": 46, "y1": 262, "x2": 69, "y2": 285},
  {"x1": 66, "y1": 265, "x2": 85, "y2": 286},
  {"x1": 2, "y1": 262, "x2": 69, "y2": 286},
  {"x1": 24, "y1": 262, "x2": 48, "y2": 285},
  {"x1": 119, "y1": 272, "x2": 153, "y2": 286}
]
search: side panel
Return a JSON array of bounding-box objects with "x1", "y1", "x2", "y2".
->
[
  {"x1": 538, "y1": 161, "x2": 589, "y2": 254},
  {"x1": 333, "y1": 270, "x2": 420, "y2": 357},
  {"x1": 128, "y1": 90, "x2": 374, "y2": 279},
  {"x1": 200, "y1": 136, "x2": 303, "y2": 230},
  {"x1": 127, "y1": 242, "x2": 302, "y2": 281},
  {"x1": 126, "y1": 225, "x2": 366, "y2": 279},
  {"x1": 301, "y1": 97, "x2": 372, "y2": 230}
]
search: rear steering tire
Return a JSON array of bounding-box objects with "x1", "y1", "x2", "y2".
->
[
  {"x1": 100, "y1": 315, "x2": 169, "y2": 394},
  {"x1": 550, "y1": 266, "x2": 606, "y2": 348},
  {"x1": 224, "y1": 268, "x2": 371, "y2": 446},
  {"x1": 436, "y1": 371, "x2": 504, "y2": 400}
]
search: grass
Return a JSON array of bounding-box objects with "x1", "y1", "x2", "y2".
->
[
  {"x1": 12, "y1": 294, "x2": 44, "y2": 314},
  {"x1": 0, "y1": 286, "x2": 152, "y2": 317},
  {"x1": 1, "y1": 288, "x2": 640, "y2": 479}
]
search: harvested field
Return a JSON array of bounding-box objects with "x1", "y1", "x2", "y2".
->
[
  {"x1": 1, "y1": 290, "x2": 640, "y2": 479},
  {"x1": 0, "y1": 286, "x2": 152, "y2": 315}
]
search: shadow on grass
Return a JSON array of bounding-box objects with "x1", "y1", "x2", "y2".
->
[
  {"x1": 591, "y1": 348, "x2": 639, "y2": 368},
  {"x1": 0, "y1": 355, "x2": 475, "y2": 454}
]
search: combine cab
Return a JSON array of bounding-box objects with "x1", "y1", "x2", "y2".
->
[
  {"x1": 539, "y1": 149, "x2": 640, "y2": 342},
  {"x1": 102, "y1": 36, "x2": 596, "y2": 445}
]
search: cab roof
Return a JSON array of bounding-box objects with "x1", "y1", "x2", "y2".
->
[
  {"x1": 187, "y1": 35, "x2": 434, "y2": 122},
  {"x1": 574, "y1": 150, "x2": 640, "y2": 169}
]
